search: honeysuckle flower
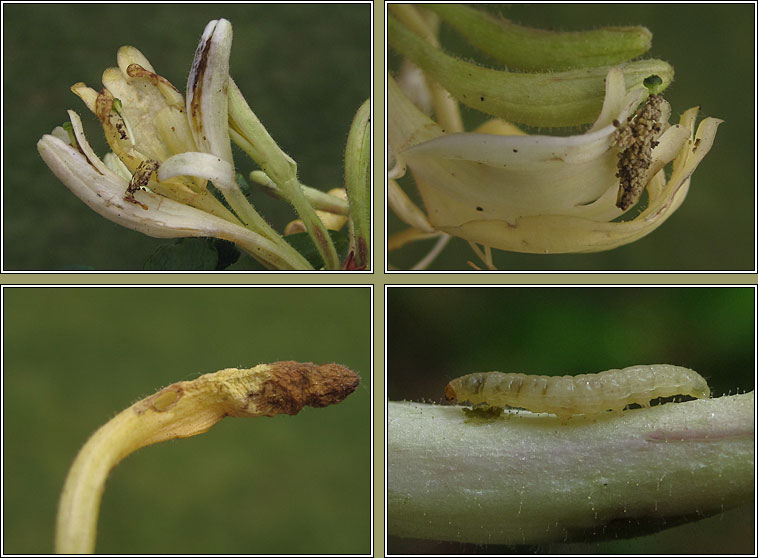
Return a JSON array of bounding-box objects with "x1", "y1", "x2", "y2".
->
[
  {"x1": 38, "y1": 18, "x2": 312, "y2": 270},
  {"x1": 38, "y1": 112, "x2": 310, "y2": 270},
  {"x1": 388, "y1": 67, "x2": 722, "y2": 255}
]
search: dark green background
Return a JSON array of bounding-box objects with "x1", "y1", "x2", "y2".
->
[
  {"x1": 3, "y1": 287, "x2": 371, "y2": 554},
  {"x1": 3, "y1": 3, "x2": 370, "y2": 270},
  {"x1": 388, "y1": 4, "x2": 755, "y2": 271},
  {"x1": 387, "y1": 286, "x2": 754, "y2": 553}
]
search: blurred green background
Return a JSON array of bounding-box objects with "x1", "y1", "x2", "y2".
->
[
  {"x1": 3, "y1": 287, "x2": 371, "y2": 554},
  {"x1": 3, "y1": 3, "x2": 370, "y2": 270},
  {"x1": 388, "y1": 4, "x2": 755, "y2": 270},
  {"x1": 387, "y1": 286, "x2": 754, "y2": 553}
]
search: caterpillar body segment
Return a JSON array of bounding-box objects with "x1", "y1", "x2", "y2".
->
[{"x1": 444, "y1": 364, "x2": 710, "y2": 421}]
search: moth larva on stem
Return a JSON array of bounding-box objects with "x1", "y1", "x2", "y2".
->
[{"x1": 445, "y1": 364, "x2": 710, "y2": 421}]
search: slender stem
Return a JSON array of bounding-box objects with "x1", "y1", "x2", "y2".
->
[
  {"x1": 56, "y1": 362, "x2": 359, "y2": 553},
  {"x1": 279, "y1": 178, "x2": 340, "y2": 270},
  {"x1": 249, "y1": 171, "x2": 349, "y2": 215},
  {"x1": 411, "y1": 234, "x2": 451, "y2": 270},
  {"x1": 227, "y1": 80, "x2": 339, "y2": 269}
]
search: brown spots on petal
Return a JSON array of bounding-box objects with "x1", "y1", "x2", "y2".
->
[{"x1": 126, "y1": 63, "x2": 179, "y2": 92}]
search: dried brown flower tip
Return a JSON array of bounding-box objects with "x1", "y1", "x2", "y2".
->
[{"x1": 252, "y1": 361, "x2": 360, "y2": 416}]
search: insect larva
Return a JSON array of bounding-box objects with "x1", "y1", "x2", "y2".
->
[{"x1": 444, "y1": 364, "x2": 710, "y2": 421}]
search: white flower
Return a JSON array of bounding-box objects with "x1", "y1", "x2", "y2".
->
[
  {"x1": 38, "y1": 19, "x2": 311, "y2": 269},
  {"x1": 388, "y1": 67, "x2": 722, "y2": 254},
  {"x1": 38, "y1": 112, "x2": 307, "y2": 270}
]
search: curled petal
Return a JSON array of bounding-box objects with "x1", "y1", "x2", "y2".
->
[
  {"x1": 158, "y1": 151, "x2": 235, "y2": 190},
  {"x1": 187, "y1": 19, "x2": 233, "y2": 164}
]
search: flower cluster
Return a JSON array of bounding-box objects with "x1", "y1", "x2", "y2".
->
[{"x1": 39, "y1": 19, "x2": 369, "y2": 270}]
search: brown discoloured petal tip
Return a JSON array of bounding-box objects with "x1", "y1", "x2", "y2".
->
[
  {"x1": 260, "y1": 361, "x2": 360, "y2": 416},
  {"x1": 444, "y1": 383, "x2": 457, "y2": 402}
]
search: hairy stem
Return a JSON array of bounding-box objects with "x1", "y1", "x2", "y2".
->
[{"x1": 388, "y1": 393, "x2": 754, "y2": 544}]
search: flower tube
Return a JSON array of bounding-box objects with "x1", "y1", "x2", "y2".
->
[{"x1": 388, "y1": 68, "x2": 722, "y2": 254}]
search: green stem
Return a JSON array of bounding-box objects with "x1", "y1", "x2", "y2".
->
[{"x1": 344, "y1": 99, "x2": 371, "y2": 269}]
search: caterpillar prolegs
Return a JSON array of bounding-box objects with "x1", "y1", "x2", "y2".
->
[{"x1": 444, "y1": 364, "x2": 710, "y2": 421}]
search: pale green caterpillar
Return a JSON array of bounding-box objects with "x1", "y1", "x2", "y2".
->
[{"x1": 445, "y1": 364, "x2": 710, "y2": 421}]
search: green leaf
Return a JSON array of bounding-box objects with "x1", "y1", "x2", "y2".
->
[
  {"x1": 285, "y1": 230, "x2": 350, "y2": 269},
  {"x1": 212, "y1": 238, "x2": 240, "y2": 270},
  {"x1": 143, "y1": 238, "x2": 218, "y2": 271},
  {"x1": 235, "y1": 172, "x2": 251, "y2": 196}
]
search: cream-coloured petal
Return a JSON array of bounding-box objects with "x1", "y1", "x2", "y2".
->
[
  {"x1": 154, "y1": 106, "x2": 198, "y2": 158},
  {"x1": 122, "y1": 54, "x2": 185, "y2": 109},
  {"x1": 66, "y1": 110, "x2": 110, "y2": 176},
  {"x1": 103, "y1": 152, "x2": 132, "y2": 180},
  {"x1": 158, "y1": 151, "x2": 235, "y2": 191},
  {"x1": 71, "y1": 83, "x2": 99, "y2": 114},
  {"x1": 38, "y1": 134, "x2": 307, "y2": 269},
  {"x1": 390, "y1": 68, "x2": 649, "y2": 226},
  {"x1": 433, "y1": 116, "x2": 722, "y2": 254},
  {"x1": 187, "y1": 19, "x2": 233, "y2": 164},
  {"x1": 587, "y1": 67, "x2": 631, "y2": 132},
  {"x1": 117, "y1": 45, "x2": 156, "y2": 74},
  {"x1": 388, "y1": 179, "x2": 435, "y2": 232},
  {"x1": 50, "y1": 125, "x2": 71, "y2": 145},
  {"x1": 102, "y1": 67, "x2": 174, "y2": 162}
]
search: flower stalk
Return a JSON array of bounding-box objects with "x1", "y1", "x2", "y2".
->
[
  {"x1": 227, "y1": 80, "x2": 340, "y2": 270},
  {"x1": 56, "y1": 362, "x2": 359, "y2": 553},
  {"x1": 422, "y1": 4, "x2": 653, "y2": 72}
]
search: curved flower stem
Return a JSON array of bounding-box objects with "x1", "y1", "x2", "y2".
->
[
  {"x1": 423, "y1": 4, "x2": 652, "y2": 71},
  {"x1": 388, "y1": 393, "x2": 754, "y2": 544},
  {"x1": 388, "y1": 12, "x2": 673, "y2": 127},
  {"x1": 389, "y1": 4, "x2": 463, "y2": 133},
  {"x1": 56, "y1": 362, "x2": 359, "y2": 554}
]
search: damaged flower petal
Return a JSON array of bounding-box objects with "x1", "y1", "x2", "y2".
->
[
  {"x1": 187, "y1": 18, "x2": 234, "y2": 164},
  {"x1": 388, "y1": 67, "x2": 722, "y2": 254},
  {"x1": 38, "y1": 113, "x2": 311, "y2": 270},
  {"x1": 55, "y1": 362, "x2": 359, "y2": 553}
]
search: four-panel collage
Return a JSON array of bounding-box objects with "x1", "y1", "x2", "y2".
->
[{"x1": 1, "y1": 2, "x2": 755, "y2": 557}]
